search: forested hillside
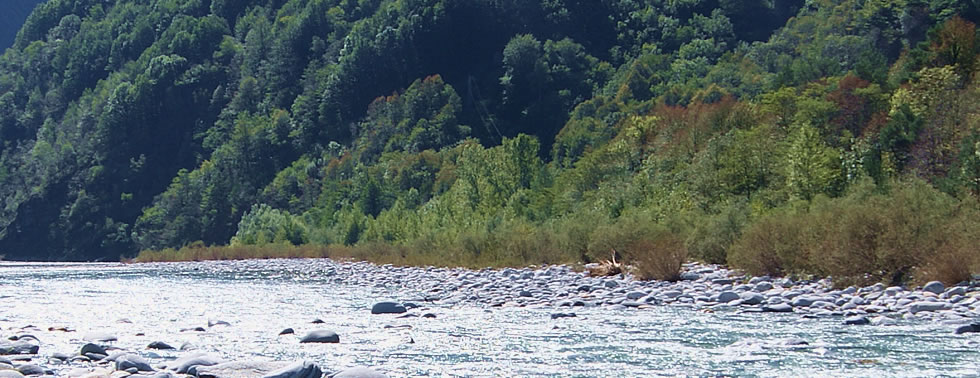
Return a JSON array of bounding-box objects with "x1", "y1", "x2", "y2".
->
[
  {"x1": 1, "y1": 0, "x2": 978, "y2": 285},
  {"x1": 0, "y1": 0, "x2": 45, "y2": 50}
]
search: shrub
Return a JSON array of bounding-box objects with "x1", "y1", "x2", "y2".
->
[
  {"x1": 727, "y1": 211, "x2": 807, "y2": 277},
  {"x1": 729, "y1": 177, "x2": 980, "y2": 287},
  {"x1": 686, "y1": 201, "x2": 749, "y2": 264},
  {"x1": 588, "y1": 214, "x2": 687, "y2": 281},
  {"x1": 631, "y1": 229, "x2": 688, "y2": 281}
]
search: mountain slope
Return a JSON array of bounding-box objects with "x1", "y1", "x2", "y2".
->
[{"x1": 0, "y1": 0, "x2": 978, "y2": 280}]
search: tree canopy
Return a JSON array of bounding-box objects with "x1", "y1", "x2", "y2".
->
[{"x1": 0, "y1": 0, "x2": 978, "y2": 266}]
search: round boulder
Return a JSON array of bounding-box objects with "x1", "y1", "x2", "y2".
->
[
  {"x1": 299, "y1": 330, "x2": 339, "y2": 344},
  {"x1": 116, "y1": 353, "x2": 153, "y2": 372},
  {"x1": 922, "y1": 281, "x2": 944, "y2": 295},
  {"x1": 716, "y1": 291, "x2": 740, "y2": 303},
  {"x1": 740, "y1": 292, "x2": 764, "y2": 305}
]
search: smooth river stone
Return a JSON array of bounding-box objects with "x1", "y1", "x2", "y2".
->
[
  {"x1": 0, "y1": 371, "x2": 24, "y2": 378},
  {"x1": 194, "y1": 360, "x2": 289, "y2": 377},
  {"x1": 115, "y1": 353, "x2": 154, "y2": 372},
  {"x1": 740, "y1": 292, "x2": 764, "y2": 305},
  {"x1": 262, "y1": 360, "x2": 323, "y2": 378},
  {"x1": 299, "y1": 330, "x2": 339, "y2": 343},
  {"x1": 333, "y1": 366, "x2": 388, "y2": 378},
  {"x1": 762, "y1": 303, "x2": 793, "y2": 313},
  {"x1": 716, "y1": 291, "x2": 740, "y2": 303},
  {"x1": 147, "y1": 341, "x2": 175, "y2": 350},
  {"x1": 909, "y1": 302, "x2": 947, "y2": 314},
  {"x1": 0, "y1": 341, "x2": 37, "y2": 355},
  {"x1": 844, "y1": 316, "x2": 870, "y2": 325},
  {"x1": 168, "y1": 353, "x2": 225, "y2": 374},
  {"x1": 371, "y1": 302, "x2": 407, "y2": 315},
  {"x1": 922, "y1": 281, "x2": 944, "y2": 295},
  {"x1": 16, "y1": 365, "x2": 45, "y2": 376}
]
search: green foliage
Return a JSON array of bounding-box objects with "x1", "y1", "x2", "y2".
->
[
  {"x1": 232, "y1": 204, "x2": 308, "y2": 246},
  {"x1": 0, "y1": 0, "x2": 978, "y2": 289}
]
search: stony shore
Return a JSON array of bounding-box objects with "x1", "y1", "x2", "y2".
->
[{"x1": 1, "y1": 259, "x2": 979, "y2": 377}]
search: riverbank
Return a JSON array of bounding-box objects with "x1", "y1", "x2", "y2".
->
[{"x1": 1, "y1": 258, "x2": 979, "y2": 377}]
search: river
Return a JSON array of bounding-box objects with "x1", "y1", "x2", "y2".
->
[{"x1": 0, "y1": 260, "x2": 977, "y2": 377}]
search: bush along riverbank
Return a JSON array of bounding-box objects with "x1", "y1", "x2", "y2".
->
[
  {"x1": 136, "y1": 178, "x2": 980, "y2": 290},
  {"x1": 3, "y1": 259, "x2": 979, "y2": 377}
]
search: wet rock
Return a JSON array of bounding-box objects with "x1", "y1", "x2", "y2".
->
[
  {"x1": 83, "y1": 352, "x2": 107, "y2": 361},
  {"x1": 550, "y1": 313, "x2": 576, "y2": 319},
  {"x1": 7, "y1": 335, "x2": 37, "y2": 343},
  {"x1": 208, "y1": 320, "x2": 231, "y2": 327},
  {"x1": 679, "y1": 272, "x2": 700, "y2": 281},
  {"x1": 167, "y1": 353, "x2": 225, "y2": 374},
  {"x1": 753, "y1": 282, "x2": 773, "y2": 292},
  {"x1": 299, "y1": 330, "x2": 339, "y2": 343},
  {"x1": 922, "y1": 281, "x2": 944, "y2": 295},
  {"x1": 780, "y1": 338, "x2": 809, "y2": 346},
  {"x1": 0, "y1": 342, "x2": 37, "y2": 355},
  {"x1": 791, "y1": 297, "x2": 815, "y2": 307},
  {"x1": 422, "y1": 313, "x2": 437, "y2": 319},
  {"x1": 625, "y1": 291, "x2": 646, "y2": 300},
  {"x1": 82, "y1": 332, "x2": 117, "y2": 343},
  {"x1": 147, "y1": 341, "x2": 174, "y2": 350},
  {"x1": 278, "y1": 328, "x2": 295, "y2": 336},
  {"x1": 311, "y1": 319, "x2": 325, "y2": 324},
  {"x1": 844, "y1": 316, "x2": 870, "y2": 325},
  {"x1": 332, "y1": 366, "x2": 388, "y2": 378},
  {"x1": 116, "y1": 353, "x2": 153, "y2": 372},
  {"x1": 370, "y1": 302, "x2": 407, "y2": 315},
  {"x1": 262, "y1": 360, "x2": 323, "y2": 378},
  {"x1": 909, "y1": 301, "x2": 946, "y2": 314},
  {"x1": 944, "y1": 286, "x2": 967, "y2": 298},
  {"x1": 180, "y1": 327, "x2": 206, "y2": 332},
  {"x1": 762, "y1": 303, "x2": 793, "y2": 313},
  {"x1": 716, "y1": 291, "x2": 740, "y2": 303},
  {"x1": 195, "y1": 360, "x2": 288, "y2": 377},
  {"x1": 15, "y1": 364, "x2": 44, "y2": 376},
  {"x1": 49, "y1": 352, "x2": 70, "y2": 360},
  {"x1": 954, "y1": 323, "x2": 980, "y2": 334},
  {"x1": 740, "y1": 292, "x2": 764, "y2": 305}
]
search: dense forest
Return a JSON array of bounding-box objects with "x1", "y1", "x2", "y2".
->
[
  {"x1": 1, "y1": 0, "x2": 979, "y2": 285},
  {"x1": 0, "y1": 0, "x2": 45, "y2": 50}
]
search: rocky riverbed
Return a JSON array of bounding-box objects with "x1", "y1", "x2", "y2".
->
[{"x1": 1, "y1": 259, "x2": 978, "y2": 377}]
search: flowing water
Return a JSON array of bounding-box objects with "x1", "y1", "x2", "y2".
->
[{"x1": 1, "y1": 260, "x2": 977, "y2": 377}]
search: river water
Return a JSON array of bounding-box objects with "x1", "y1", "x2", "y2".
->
[{"x1": 1, "y1": 260, "x2": 977, "y2": 377}]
